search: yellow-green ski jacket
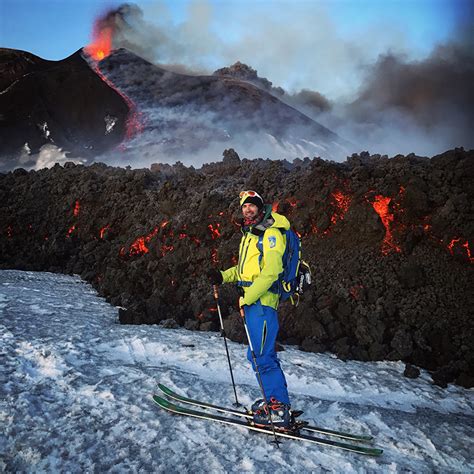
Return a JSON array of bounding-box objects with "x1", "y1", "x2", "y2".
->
[{"x1": 221, "y1": 210, "x2": 290, "y2": 309}]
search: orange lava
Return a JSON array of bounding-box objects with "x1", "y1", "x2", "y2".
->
[
  {"x1": 160, "y1": 244, "x2": 174, "y2": 257},
  {"x1": 371, "y1": 195, "x2": 401, "y2": 254},
  {"x1": 448, "y1": 238, "x2": 474, "y2": 263},
  {"x1": 211, "y1": 248, "x2": 219, "y2": 264},
  {"x1": 330, "y1": 190, "x2": 351, "y2": 225},
  {"x1": 99, "y1": 225, "x2": 110, "y2": 239},
  {"x1": 73, "y1": 200, "x2": 80, "y2": 217},
  {"x1": 66, "y1": 224, "x2": 76, "y2": 237},
  {"x1": 208, "y1": 223, "x2": 221, "y2": 240},
  {"x1": 129, "y1": 227, "x2": 158, "y2": 256},
  {"x1": 85, "y1": 21, "x2": 113, "y2": 61}
]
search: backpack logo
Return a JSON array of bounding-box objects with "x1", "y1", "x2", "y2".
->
[{"x1": 268, "y1": 236, "x2": 276, "y2": 248}]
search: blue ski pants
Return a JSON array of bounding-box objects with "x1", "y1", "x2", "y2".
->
[{"x1": 243, "y1": 300, "x2": 290, "y2": 405}]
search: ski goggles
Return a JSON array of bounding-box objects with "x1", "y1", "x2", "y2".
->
[{"x1": 239, "y1": 190, "x2": 263, "y2": 207}]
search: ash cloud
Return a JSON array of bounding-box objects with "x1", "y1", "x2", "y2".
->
[
  {"x1": 334, "y1": 31, "x2": 474, "y2": 156},
  {"x1": 93, "y1": 2, "x2": 473, "y2": 160}
]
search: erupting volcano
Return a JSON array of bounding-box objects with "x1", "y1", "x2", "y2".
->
[
  {"x1": 82, "y1": 10, "x2": 144, "y2": 142},
  {"x1": 84, "y1": 18, "x2": 113, "y2": 61}
]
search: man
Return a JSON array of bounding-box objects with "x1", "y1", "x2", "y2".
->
[{"x1": 208, "y1": 190, "x2": 291, "y2": 429}]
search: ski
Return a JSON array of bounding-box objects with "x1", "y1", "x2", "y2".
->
[
  {"x1": 157, "y1": 382, "x2": 373, "y2": 442},
  {"x1": 152, "y1": 395, "x2": 383, "y2": 456}
]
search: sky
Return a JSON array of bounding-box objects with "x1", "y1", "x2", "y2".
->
[{"x1": 1, "y1": 1, "x2": 471, "y2": 89}]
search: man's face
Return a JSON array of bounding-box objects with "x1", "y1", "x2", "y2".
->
[{"x1": 242, "y1": 203, "x2": 259, "y2": 219}]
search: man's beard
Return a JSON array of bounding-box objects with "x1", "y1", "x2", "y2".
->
[{"x1": 243, "y1": 210, "x2": 264, "y2": 227}]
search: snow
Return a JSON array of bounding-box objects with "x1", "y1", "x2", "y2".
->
[{"x1": 1, "y1": 270, "x2": 473, "y2": 472}]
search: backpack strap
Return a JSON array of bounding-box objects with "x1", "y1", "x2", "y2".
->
[
  {"x1": 256, "y1": 228, "x2": 285, "y2": 295},
  {"x1": 257, "y1": 234, "x2": 264, "y2": 268}
]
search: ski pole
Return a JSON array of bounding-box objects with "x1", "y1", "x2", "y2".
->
[
  {"x1": 213, "y1": 285, "x2": 241, "y2": 407},
  {"x1": 240, "y1": 305, "x2": 281, "y2": 447}
]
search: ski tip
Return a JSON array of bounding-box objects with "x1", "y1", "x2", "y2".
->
[
  {"x1": 157, "y1": 383, "x2": 173, "y2": 395},
  {"x1": 370, "y1": 448, "x2": 384, "y2": 456},
  {"x1": 152, "y1": 394, "x2": 172, "y2": 409}
]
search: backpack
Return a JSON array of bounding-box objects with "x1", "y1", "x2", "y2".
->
[{"x1": 257, "y1": 228, "x2": 312, "y2": 306}]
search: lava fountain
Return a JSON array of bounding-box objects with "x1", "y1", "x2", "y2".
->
[{"x1": 83, "y1": 11, "x2": 143, "y2": 141}]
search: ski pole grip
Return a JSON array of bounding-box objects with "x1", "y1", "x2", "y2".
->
[{"x1": 213, "y1": 285, "x2": 219, "y2": 299}]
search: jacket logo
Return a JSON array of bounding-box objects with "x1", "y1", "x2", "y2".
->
[{"x1": 268, "y1": 236, "x2": 276, "y2": 248}]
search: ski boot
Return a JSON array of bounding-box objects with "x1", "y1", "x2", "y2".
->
[{"x1": 251, "y1": 397, "x2": 292, "y2": 431}]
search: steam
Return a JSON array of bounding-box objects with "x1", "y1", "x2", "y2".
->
[
  {"x1": 6, "y1": 1, "x2": 465, "y2": 170},
  {"x1": 90, "y1": 2, "x2": 473, "y2": 161},
  {"x1": 34, "y1": 145, "x2": 70, "y2": 170},
  {"x1": 99, "y1": 2, "x2": 407, "y2": 95},
  {"x1": 326, "y1": 32, "x2": 474, "y2": 156}
]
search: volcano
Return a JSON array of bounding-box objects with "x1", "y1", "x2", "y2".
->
[
  {"x1": 0, "y1": 47, "x2": 348, "y2": 171},
  {"x1": 95, "y1": 48, "x2": 349, "y2": 166},
  {"x1": 0, "y1": 48, "x2": 130, "y2": 172}
]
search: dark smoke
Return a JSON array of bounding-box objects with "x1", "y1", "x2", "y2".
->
[
  {"x1": 347, "y1": 36, "x2": 474, "y2": 143},
  {"x1": 97, "y1": 2, "x2": 473, "y2": 157}
]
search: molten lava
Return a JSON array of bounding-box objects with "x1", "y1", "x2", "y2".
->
[
  {"x1": 448, "y1": 238, "x2": 474, "y2": 263},
  {"x1": 329, "y1": 190, "x2": 351, "y2": 226},
  {"x1": 129, "y1": 227, "x2": 158, "y2": 256},
  {"x1": 84, "y1": 18, "x2": 113, "y2": 61},
  {"x1": 99, "y1": 225, "x2": 110, "y2": 239},
  {"x1": 371, "y1": 195, "x2": 401, "y2": 255},
  {"x1": 208, "y1": 223, "x2": 221, "y2": 240},
  {"x1": 83, "y1": 12, "x2": 144, "y2": 141},
  {"x1": 73, "y1": 200, "x2": 81, "y2": 217},
  {"x1": 160, "y1": 245, "x2": 174, "y2": 257},
  {"x1": 66, "y1": 224, "x2": 76, "y2": 238},
  {"x1": 211, "y1": 248, "x2": 219, "y2": 264}
]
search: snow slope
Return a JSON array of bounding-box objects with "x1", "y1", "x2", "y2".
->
[{"x1": 1, "y1": 270, "x2": 473, "y2": 472}]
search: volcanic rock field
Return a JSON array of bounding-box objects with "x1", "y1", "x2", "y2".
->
[{"x1": 1, "y1": 148, "x2": 472, "y2": 388}]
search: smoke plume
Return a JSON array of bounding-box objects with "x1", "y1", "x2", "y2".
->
[{"x1": 89, "y1": 2, "x2": 473, "y2": 159}]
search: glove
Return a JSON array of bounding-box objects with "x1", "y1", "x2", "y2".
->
[
  {"x1": 207, "y1": 268, "x2": 223, "y2": 285},
  {"x1": 238, "y1": 297, "x2": 246, "y2": 318}
]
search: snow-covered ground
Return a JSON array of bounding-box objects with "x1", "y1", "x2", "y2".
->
[{"x1": 1, "y1": 270, "x2": 473, "y2": 473}]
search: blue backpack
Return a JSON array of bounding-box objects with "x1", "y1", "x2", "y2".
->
[{"x1": 257, "y1": 228, "x2": 312, "y2": 305}]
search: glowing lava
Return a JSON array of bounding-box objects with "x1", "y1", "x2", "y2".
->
[
  {"x1": 371, "y1": 195, "x2": 401, "y2": 255},
  {"x1": 83, "y1": 12, "x2": 143, "y2": 140},
  {"x1": 84, "y1": 22, "x2": 113, "y2": 61},
  {"x1": 73, "y1": 200, "x2": 81, "y2": 217},
  {"x1": 66, "y1": 224, "x2": 76, "y2": 238},
  {"x1": 448, "y1": 238, "x2": 474, "y2": 263},
  {"x1": 99, "y1": 225, "x2": 110, "y2": 239},
  {"x1": 129, "y1": 227, "x2": 158, "y2": 256},
  {"x1": 211, "y1": 248, "x2": 219, "y2": 264},
  {"x1": 329, "y1": 190, "x2": 351, "y2": 226},
  {"x1": 208, "y1": 223, "x2": 221, "y2": 240}
]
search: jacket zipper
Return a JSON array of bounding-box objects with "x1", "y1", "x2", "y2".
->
[{"x1": 239, "y1": 235, "x2": 252, "y2": 277}]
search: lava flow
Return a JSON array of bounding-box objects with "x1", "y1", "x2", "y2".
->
[
  {"x1": 371, "y1": 195, "x2": 401, "y2": 255},
  {"x1": 83, "y1": 12, "x2": 143, "y2": 140},
  {"x1": 329, "y1": 190, "x2": 351, "y2": 226},
  {"x1": 447, "y1": 238, "x2": 474, "y2": 263}
]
